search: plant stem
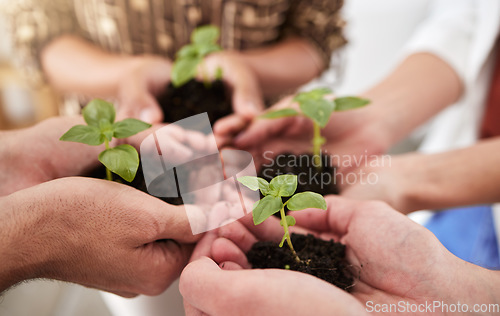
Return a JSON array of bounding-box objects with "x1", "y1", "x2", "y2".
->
[
  {"x1": 104, "y1": 139, "x2": 113, "y2": 181},
  {"x1": 201, "y1": 61, "x2": 212, "y2": 88},
  {"x1": 312, "y1": 122, "x2": 323, "y2": 169},
  {"x1": 280, "y1": 205, "x2": 300, "y2": 262}
]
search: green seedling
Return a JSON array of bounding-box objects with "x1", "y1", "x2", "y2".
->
[
  {"x1": 238, "y1": 174, "x2": 327, "y2": 262},
  {"x1": 171, "y1": 25, "x2": 222, "y2": 87},
  {"x1": 261, "y1": 88, "x2": 370, "y2": 168},
  {"x1": 60, "y1": 99, "x2": 151, "y2": 182}
]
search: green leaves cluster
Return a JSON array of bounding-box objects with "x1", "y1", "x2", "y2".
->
[
  {"x1": 239, "y1": 174, "x2": 326, "y2": 225},
  {"x1": 238, "y1": 175, "x2": 326, "y2": 253},
  {"x1": 60, "y1": 99, "x2": 151, "y2": 182},
  {"x1": 171, "y1": 25, "x2": 222, "y2": 87},
  {"x1": 260, "y1": 88, "x2": 370, "y2": 128}
]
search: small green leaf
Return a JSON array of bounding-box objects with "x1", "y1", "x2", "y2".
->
[
  {"x1": 287, "y1": 192, "x2": 327, "y2": 211},
  {"x1": 171, "y1": 57, "x2": 202, "y2": 87},
  {"x1": 299, "y1": 98, "x2": 335, "y2": 128},
  {"x1": 279, "y1": 233, "x2": 287, "y2": 247},
  {"x1": 192, "y1": 25, "x2": 220, "y2": 45},
  {"x1": 269, "y1": 175, "x2": 297, "y2": 197},
  {"x1": 280, "y1": 215, "x2": 296, "y2": 227},
  {"x1": 177, "y1": 44, "x2": 199, "y2": 59},
  {"x1": 197, "y1": 43, "x2": 221, "y2": 57},
  {"x1": 252, "y1": 195, "x2": 283, "y2": 225},
  {"x1": 237, "y1": 176, "x2": 270, "y2": 195},
  {"x1": 294, "y1": 88, "x2": 332, "y2": 103},
  {"x1": 334, "y1": 97, "x2": 370, "y2": 111},
  {"x1": 60, "y1": 125, "x2": 104, "y2": 146},
  {"x1": 83, "y1": 99, "x2": 116, "y2": 127},
  {"x1": 259, "y1": 108, "x2": 299, "y2": 119},
  {"x1": 98, "y1": 144, "x2": 139, "y2": 182},
  {"x1": 113, "y1": 118, "x2": 151, "y2": 139}
]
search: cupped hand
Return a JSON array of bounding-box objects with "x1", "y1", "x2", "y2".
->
[
  {"x1": 0, "y1": 115, "x2": 217, "y2": 196},
  {"x1": 186, "y1": 196, "x2": 497, "y2": 315},
  {"x1": 214, "y1": 95, "x2": 390, "y2": 172},
  {"x1": 116, "y1": 56, "x2": 172, "y2": 123},
  {"x1": 0, "y1": 177, "x2": 200, "y2": 296},
  {"x1": 0, "y1": 116, "x2": 104, "y2": 195},
  {"x1": 202, "y1": 52, "x2": 264, "y2": 132},
  {"x1": 180, "y1": 256, "x2": 366, "y2": 316}
]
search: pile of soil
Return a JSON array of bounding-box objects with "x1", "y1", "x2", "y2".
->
[
  {"x1": 156, "y1": 79, "x2": 232, "y2": 126},
  {"x1": 247, "y1": 233, "x2": 354, "y2": 290},
  {"x1": 258, "y1": 153, "x2": 338, "y2": 198}
]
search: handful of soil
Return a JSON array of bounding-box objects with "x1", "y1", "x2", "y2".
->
[{"x1": 247, "y1": 233, "x2": 354, "y2": 290}]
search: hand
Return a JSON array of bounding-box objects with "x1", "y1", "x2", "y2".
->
[
  {"x1": 0, "y1": 177, "x2": 200, "y2": 296},
  {"x1": 214, "y1": 96, "x2": 390, "y2": 171},
  {"x1": 339, "y1": 154, "x2": 416, "y2": 214},
  {"x1": 202, "y1": 52, "x2": 264, "y2": 129},
  {"x1": 188, "y1": 196, "x2": 500, "y2": 315},
  {"x1": 0, "y1": 116, "x2": 104, "y2": 195},
  {"x1": 0, "y1": 116, "x2": 215, "y2": 196},
  {"x1": 116, "y1": 56, "x2": 172, "y2": 123},
  {"x1": 180, "y1": 257, "x2": 366, "y2": 316}
]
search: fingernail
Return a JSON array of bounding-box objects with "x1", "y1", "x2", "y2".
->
[{"x1": 140, "y1": 109, "x2": 153, "y2": 123}]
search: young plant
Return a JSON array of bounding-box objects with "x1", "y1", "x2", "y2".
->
[
  {"x1": 238, "y1": 174, "x2": 327, "y2": 262},
  {"x1": 261, "y1": 88, "x2": 370, "y2": 167},
  {"x1": 60, "y1": 99, "x2": 151, "y2": 182},
  {"x1": 171, "y1": 25, "x2": 222, "y2": 87}
]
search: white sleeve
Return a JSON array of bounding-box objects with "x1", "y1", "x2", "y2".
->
[{"x1": 402, "y1": 0, "x2": 476, "y2": 82}]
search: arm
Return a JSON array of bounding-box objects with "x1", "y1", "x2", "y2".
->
[
  {"x1": 342, "y1": 137, "x2": 500, "y2": 213},
  {"x1": 360, "y1": 52, "x2": 463, "y2": 149},
  {"x1": 185, "y1": 197, "x2": 500, "y2": 315},
  {"x1": 237, "y1": 37, "x2": 325, "y2": 96},
  {"x1": 41, "y1": 36, "x2": 171, "y2": 122},
  {"x1": 40, "y1": 35, "x2": 143, "y2": 97},
  {"x1": 0, "y1": 177, "x2": 198, "y2": 295}
]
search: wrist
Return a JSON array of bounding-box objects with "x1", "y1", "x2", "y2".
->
[
  {"x1": 351, "y1": 105, "x2": 395, "y2": 155},
  {"x1": 0, "y1": 193, "x2": 52, "y2": 291},
  {"x1": 444, "y1": 259, "x2": 500, "y2": 314}
]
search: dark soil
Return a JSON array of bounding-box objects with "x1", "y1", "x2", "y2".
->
[
  {"x1": 259, "y1": 153, "x2": 338, "y2": 198},
  {"x1": 247, "y1": 233, "x2": 354, "y2": 290},
  {"x1": 156, "y1": 79, "x2": 232, "y2": 126}
]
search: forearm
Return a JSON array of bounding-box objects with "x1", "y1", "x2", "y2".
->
[
  {"x1": 399, "y1": 138, "x2": 500, "y2": 212},
  {"x1": 41, "y1": 35, "x2": 143, "y2": 97},
  {"x1": 360, "y1": 52, "x2": 463, "y2": 149},
  {"x1": 238, "y1": 37, "x2": 324, "y2": 97}
]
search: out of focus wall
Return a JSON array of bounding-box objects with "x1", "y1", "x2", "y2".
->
[{"x1": 0, "y1": 12, "x2": 59, "y2": 130}]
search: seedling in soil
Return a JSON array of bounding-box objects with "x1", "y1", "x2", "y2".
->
[
  {"x1": 260, "y1": 88, "x2": 370, "y2": 168},
  {"x1": 238, "y1": 174, "x2": 327, "y2": 262},
  {"x1": 171, "y1": 25, "x2": 222, "y2": 87},
  {"x1": 60, "y1": 99, "x2": 151, "y2": 182}
]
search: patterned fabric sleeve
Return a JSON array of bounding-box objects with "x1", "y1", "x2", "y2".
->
[
  {"x1": 281, "y1": 0, "x2": 347, "y2": 70},
  {"x1": 1, "y1": 0, "x2": 82, "y2": 85}
]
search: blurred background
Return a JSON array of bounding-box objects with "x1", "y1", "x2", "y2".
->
[{"x1": 0, "y1": 7, "x2": 58, "y2": 131}]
